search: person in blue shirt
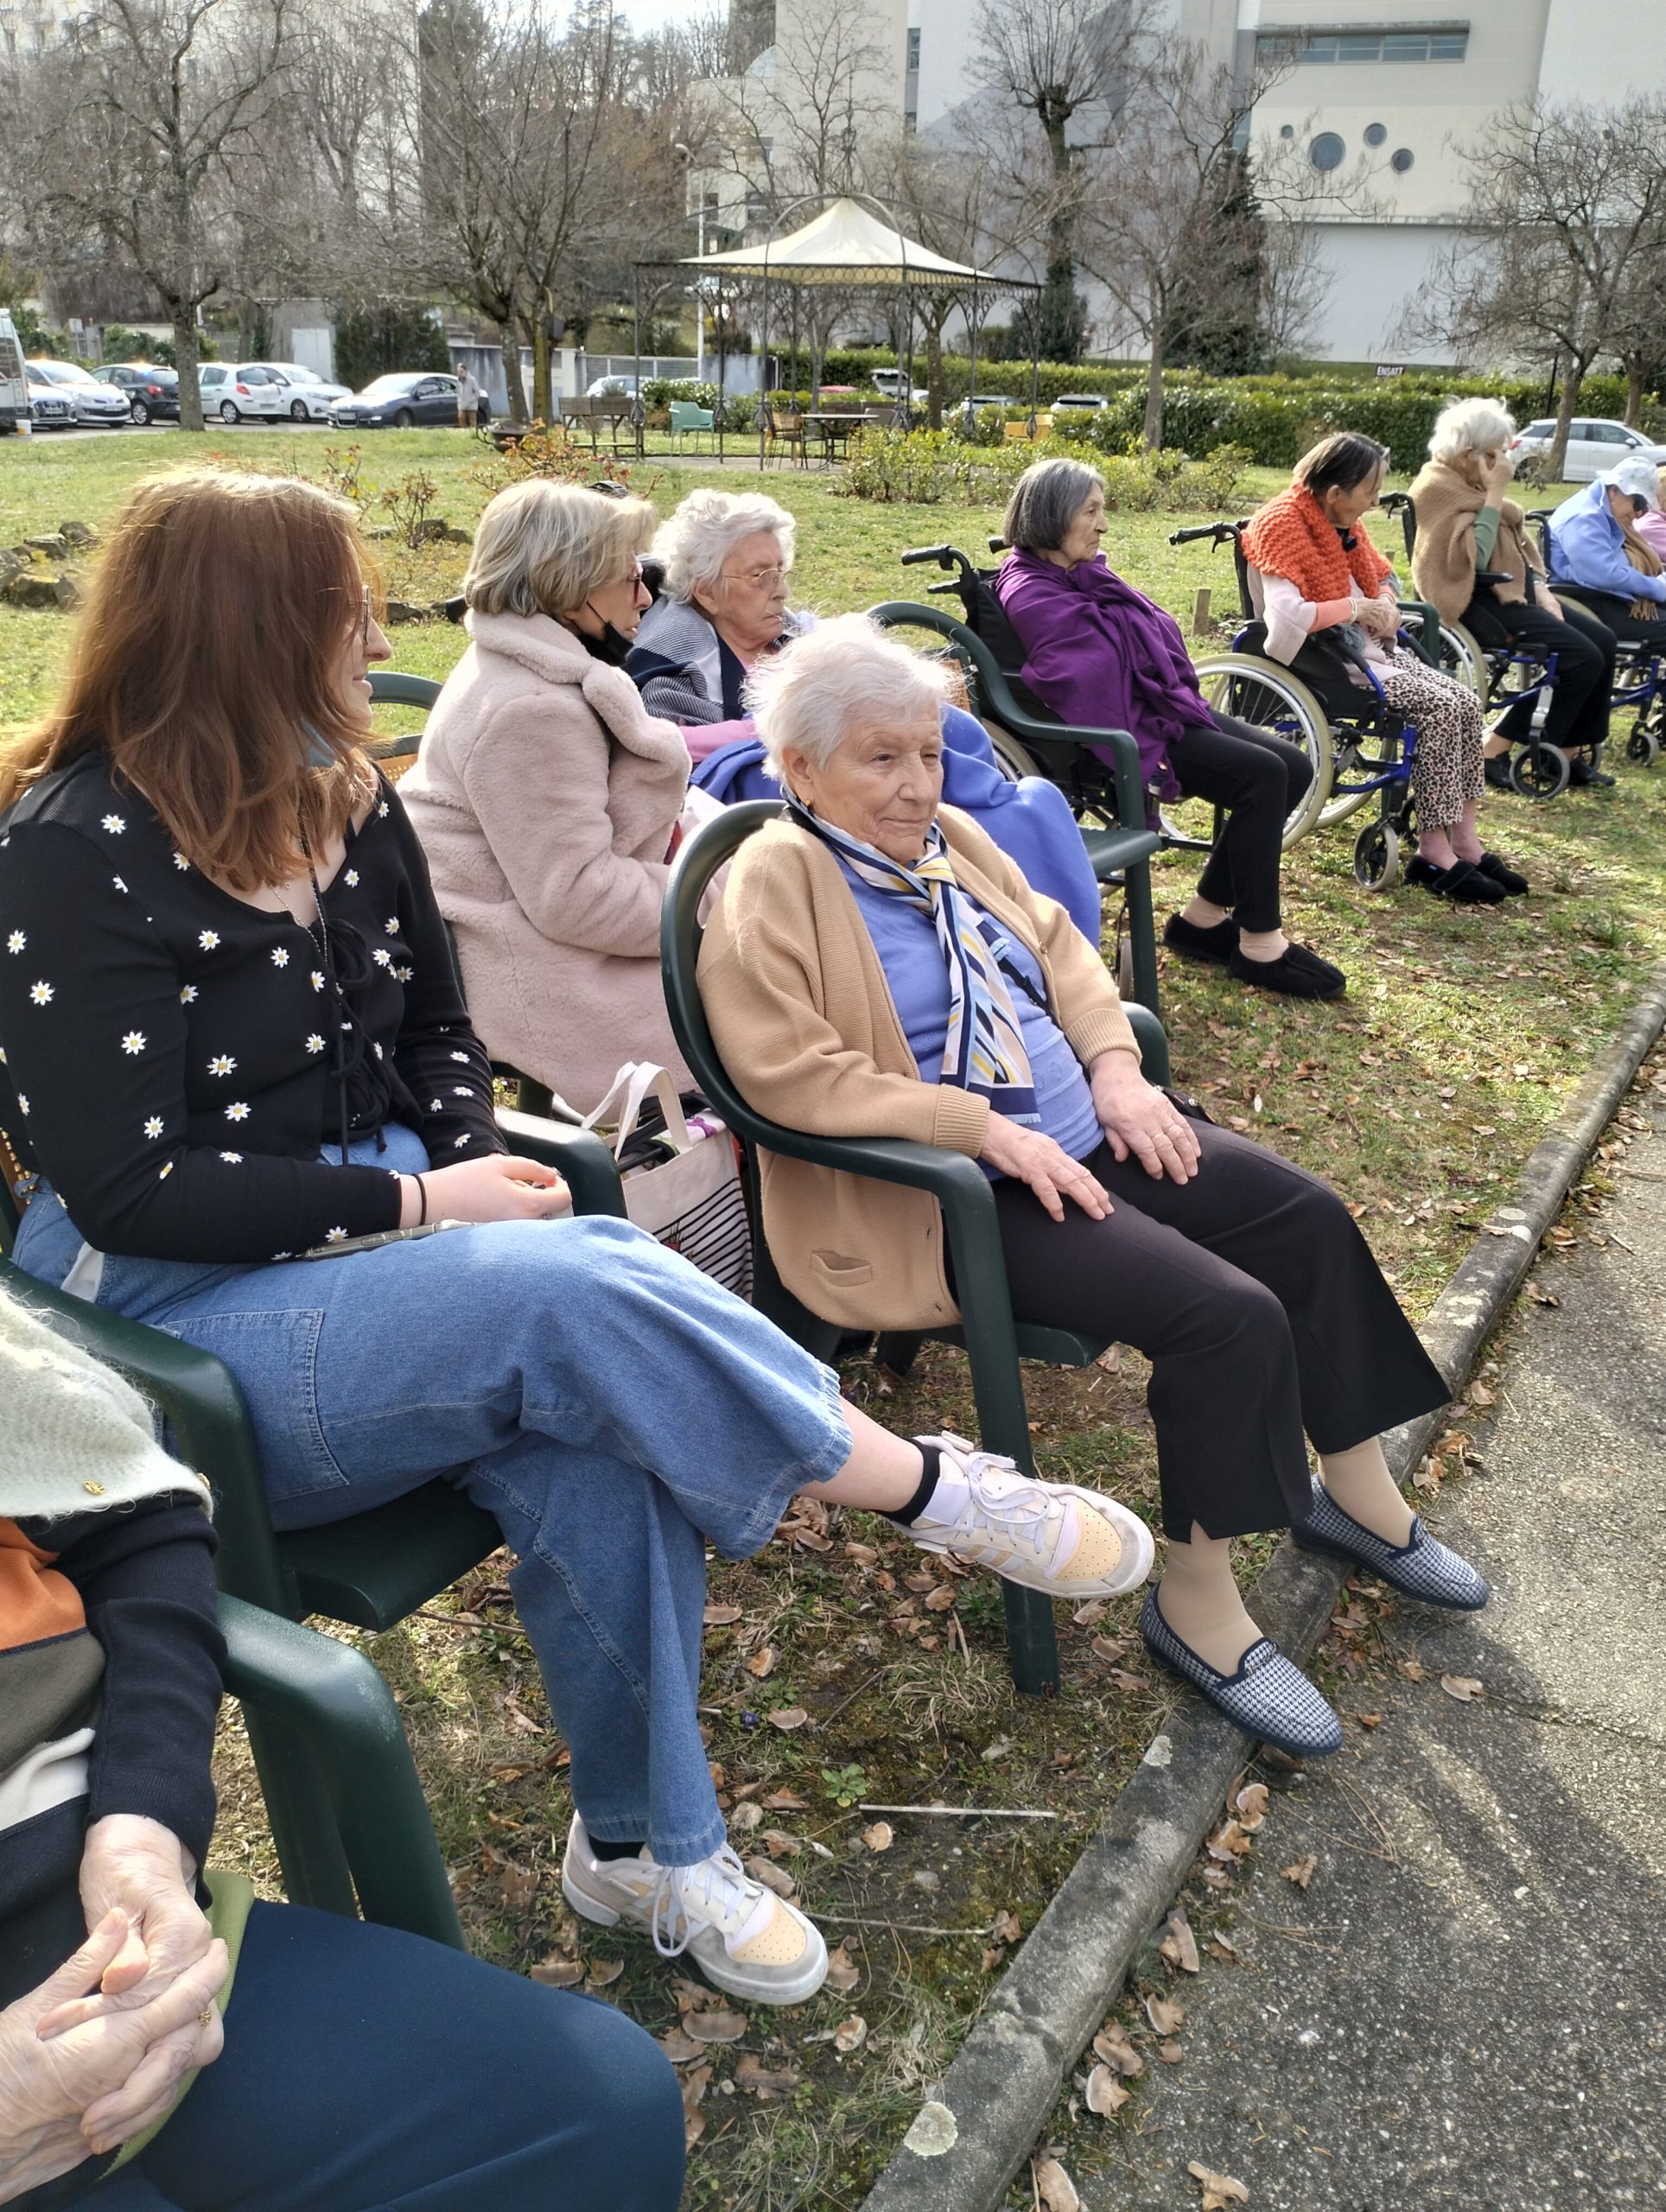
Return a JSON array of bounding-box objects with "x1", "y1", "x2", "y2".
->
[{"x1": 1548, "y1": 461, "x2": 1666, "y2": 651}]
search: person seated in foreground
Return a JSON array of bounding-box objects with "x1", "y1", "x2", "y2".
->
[
  {"x1": 1408, "y1": 397, "x2": 1616, "y2": 789},
  {"x1": 1244, "y1": 435, "x2": 1529, "y2": 901},
  {"x1": 400, "y1": 479, "x2": 695, "y2": 1116},
  {"x1": 994, "y1": 455, "x2": 1344, "y2": 1001},
  {"x1": 627, "y1": 487, "x2": 811, "y2": 738},
  {"x1": 697, "y1": 616, "x2": 1489, "y2": 1758},
  {"x1": 0, "y1": 1287, "x2": 686, "y2": 2212},
  {"x1": 1547, "y1": 458, "x2": 1666, "y2": 674},
  {"x1": 0, "y1": 468, "x2": 1151, "y2": 2016}
]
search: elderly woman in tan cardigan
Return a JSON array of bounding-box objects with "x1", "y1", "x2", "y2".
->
[
  {"x1": 1408, "y1": 397, "x2": 1617, "y2": 786},
  {"x1": 699, "y1": 616, "x2": 1483, "y2": 1756},
  {"x1": 402, "y1": 482, "x2": 695, "y2": 1112}
]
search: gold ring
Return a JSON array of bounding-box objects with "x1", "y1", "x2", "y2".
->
[{"x1": 197, "y1": 2006, "x2": 214, "y2": 2029}]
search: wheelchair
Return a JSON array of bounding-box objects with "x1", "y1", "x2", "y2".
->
[
  {"x1": 1522, "y1": 508, "x2": 1665, "y2": 771},
  {"x1": 1379, "y1": 491, "x2": 1574, "y2": 799}
]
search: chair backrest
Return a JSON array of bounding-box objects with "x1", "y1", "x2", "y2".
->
[
  {"x1": 1379, "y1": 489, "x2": 1417, "y2": 563},
  {"x1": 596, "y1": 393, "x2": 631, "y2": 421},
  {"x1": 775, "y1": 410, "x2": 804, "y2": 433},
  {"x1": 563, "y1": 395, "x2": 595, "y2": 420},
  {"x1": 660, "y1": 803, "x2": 786, "y2": 1148},
  {"x1": 366, "y1": 670, "x2": 442, "y2": 766},
  {"x1": 671, "y1": 400, "x2": 712, "y2": 430}
]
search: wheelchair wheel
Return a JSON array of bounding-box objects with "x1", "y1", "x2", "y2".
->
[
  {"x1": 1625, "y1": 723, "x2": 1661, "y2": 769},
  {"x1": 1438, "y1": 622, "x2": 1488, "y2": 702},
  {"x1": 1510, "y1": 742, "x2": 1571, "y2": 800},
  {"x1": 1352, "y1": 819, "x2": 1401, "y2": 893},
  {"x1": 1186, "y1": 657, "x2": 1332, "y2": 847},
  {"x1": 980, "y1": 718, "x2": 1040, "y2": 782}
]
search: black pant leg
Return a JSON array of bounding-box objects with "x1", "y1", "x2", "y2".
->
[
  {"x1": 1170, "y1": 711, "x2": 1313, "y2": 933},
  {"x1": 1484, "y1": 595, "x2": 1615, "y2": 750},
  {"x1": 1554, "y1": 587, "x2": 1660, "y2": 652}
]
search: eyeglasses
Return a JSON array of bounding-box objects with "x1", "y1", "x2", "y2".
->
[
  {"x1": 721, "y1": 564, "x2": 789, "y2": 591},
  {"x1": 359, "y1": 585, "x2": 373, "y2": 646}
]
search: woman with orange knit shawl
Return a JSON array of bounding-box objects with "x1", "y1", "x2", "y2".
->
[{"x1": 1243, "y1": 435, "x2": 1528, "y2": 907}]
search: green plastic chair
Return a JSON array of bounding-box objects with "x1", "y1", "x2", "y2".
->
[
  {"x1": 660, "y1": 800, "x2": 1171, "y2": 1697},
  {"x1": 669, "y1": 399, "x2": 716, "y2": 453},
  {"x1": 866, "y1": 600, "x2": 1164, "y2": 1017}
]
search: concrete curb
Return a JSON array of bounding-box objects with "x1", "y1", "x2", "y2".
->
[{"x1": 862, "y1": 959, "x2": 1666, "y2": 2212}]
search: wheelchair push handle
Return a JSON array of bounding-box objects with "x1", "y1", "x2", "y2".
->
[
  {"x1": 1379, "y1": 490, "x2": 1412, "y2": 514},
  {"x1": 900, "y1": 543, "x2": 960, "y2": 569},
  {"x1": 1167, "y1": 519, "x2": 1246, "y2": 548}
]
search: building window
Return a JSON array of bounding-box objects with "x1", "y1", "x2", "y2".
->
[
  {"x1": 1309, "y1": 130, "x2": 1346, "y2": 172},
  {"x1": 905, "y1": 24, "x2": 919, "y2": 129},
  {"x1": 1364, "y1": 121, "x2": 1387, "y2": 146},
  {"x1": 1259, "y1": 25, "x2": 1469, "y2": 66},
  {"x1": 906, "y1": 27, "x2": 919, "y2": 66},
  {"x1": 1390, "y1": 146, "x2": 1415, "y2": 172}
]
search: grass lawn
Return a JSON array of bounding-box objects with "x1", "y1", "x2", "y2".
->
[{"x1": 6, "y1": 429, "x2": 1663, "y2": 2208}]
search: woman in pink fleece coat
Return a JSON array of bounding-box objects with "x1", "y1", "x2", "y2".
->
[{"x1": 401, "y1": 482, "x2": 696, "y2": 1114}]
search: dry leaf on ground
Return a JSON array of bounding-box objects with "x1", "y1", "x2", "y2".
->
[
  {"x1": 1084, "y1": 2063, "x2": 1129, "y2": 2115},
  {"x1": 703, "y1": 1603, "x2": 743, "y2": 1627},
  {"x1": 670, "y1": 1977, "x2": 709, "y2": 2014},
  {"x1": 1206, "y1": 1821, "x2": 1252, "y2": 1861},
  {"x1": 658, "y1": 2028, "x2": 703, "y2": 2064},
  {"x1": 745, "y1": 1646, "x2": 778, "y2": 1678},
  {"x1": 735, "y1": 2054, "x2": 802, "y2": 2097},
  {"x1": 1159, "y1": 1908, "x2": 1200, "y2": 1974},
  {"x1": 762, "y1": 1789, "x2": 809, "y2": 1810},
  {"x1": 992, "y1": 1909, "x2": 1024, "y2": 1946},
  {"x1": 585, "y1": 1957, "x2": 623, "y2": 1988},
  {"x1": 832, "y1": 2014, "x2": 868, "y2": 2054},
  {"x1": 862, "y1": 1821, "x2": 894, "y2": 1852},
  {"x1": 1033, "y1": 2154, "x2": 1080, "y2": 2212},
  {"x1": 1187, "y1": 2162, "x2": 1250, "y2": 2208},
  {"x1": 766, "y1": 1706, "x2": 809, "y2": 1731},
  {"x1": 1146, "y1": 1995, "x2": 1186, "y2": 2037},
  {"x1": 746, "y1": 1855, "x2": 796, "y2": 1898},
  {"x1": 1440, "y1": 1674, "x2": 1484, "y2": 1700},
  {"x1": 729, "y1": 1800, "x2": 764, "y2": 1834},
  {"x1": 686, "y1": 2010, "x2": 749, "y2": 2044},
  {"x1": 760, "y1": 1827, "x2": 800, "y2": 1859},
  {"x1": 1092, "y1": 2024, "x2": 1144, "y2": 2078},
  {"x1": 823, "y1": 1941, "x2": 862, "y2": 1993},
  {"x1": 1281, "y1": 1855, "x2": 1318, "y2": 1890},
  {"x1": 1233, "y1": 1782, "x2": 1269, "y2": 1830},
  {"x1": 680, "y1": 2064, "x2": 711, "y2": 2113},
  {"x1": 1158, "y1": 2041, "x2": 1184, "y2": 2064},
  {"x1": 684, "y1": 2111, "x2": 705, "y2": 2151},
  {"x1": 529, "y1": 1955, "x2": 585, "y2": 1988}
]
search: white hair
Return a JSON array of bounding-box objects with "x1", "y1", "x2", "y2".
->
[
  {"x1": 746, "y1": 613, "x2": 951, "y2": 783},
  {"x1": 652, "y1": 487, "x2": 798, "y2": 603},
  {"x1": 464, "y1": 481, "x2": 654, "y2": 618},
  {"x1": 1428, "y1": 397, "x2": 1517, "y2": 461}
]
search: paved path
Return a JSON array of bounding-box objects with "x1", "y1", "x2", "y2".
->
[{"x1": 1085, "y1": 1067, "x2": 1666, "y2": 2212}]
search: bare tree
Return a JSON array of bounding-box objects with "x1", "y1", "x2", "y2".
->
[
  {"x1": 1404, "y1": 99, "x2": 1666, "y2": 475},
  {"x1": 3, "y1": 0, "x2": 291, "y2": 429},
  {"x1": 870, "y1": 132, "x2": 1011, "y2": 426}
]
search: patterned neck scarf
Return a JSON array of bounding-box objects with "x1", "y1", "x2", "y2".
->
[{"x1": 791, "y1": 802, "x2": 1039, "y2": 1124}]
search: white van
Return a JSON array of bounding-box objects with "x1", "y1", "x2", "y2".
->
[{"x1": 0, "y1": 311, "x2": 29, "y2": 435}]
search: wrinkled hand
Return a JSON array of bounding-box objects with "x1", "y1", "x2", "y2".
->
[
  {"x1": 1090, "y1": 1059, "x2": 1200, "y2": 1184},
  {"x1": 978, "y1": 1115, "x2": 1112, "y2": 1224},
  {"x1": 0, "y1": 1910, "x2": 227, "y2": 2202},
  {"x1": 77, "y1": 1817, "x2": 210, "y2": 2012},
  {"x1": 413, "y1": 1154, "x2": 569, "y2": 1224},
  {"x1": 1536, "y1": 585, "x2": 1566, "y2": 620},
  {"x1": 1352, "y1": 594, "x2": 1400, "y2": 640},
  {"x1": 1480, "y1": 450, "x2": 1517, "y2": 499}
]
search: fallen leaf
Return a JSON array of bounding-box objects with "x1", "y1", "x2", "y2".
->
[
  {"x1": 760, "y1": 1827, "x2": 800, "y2": 1859},
  {"x1": 1073, "y1": 1599, "x2": 1109, "y2": 1628},
  {"x1": 1110, "y1": 1667, "x2": 1149, "y2": 1695},
  {"x1": 585, "y1": 1957, "x2": 624, "y2": 1988},
  {"x1": 1145, "y1": 1995, "x2": 1186, "y2": 2037},
  {"x1": 1440, "y1": 1674, "x2": 1484, "y2": 1701},
  {"x1": 1526, "y1": 1281, "x2": 1560, "y2": 1306},
  {"x1": 766, "y1": 1707, "x2": 809, "y2": 1732},
  {"x1": 844, "y1": 1541, "x2": 879, "y2": 1567},
  {"x1": 992, "y1": 1909, "x2": 1024, "y2": 1946},
  {"x1": 861, "y1": 1821, "x2": 894, "y2": 1853},
  {"x1": 703, "y1": 1603, "x2": 744, "y2": 1626},
  {"x1": 1092, "y1": 2024, "x2": 1144, "y2": 2078},
  {"x1": 746, "y1": 1855, "x2": 796, "y2": 1898},
  {"x1": 1206, "y1": 1821, "x2": 1252, "y2": 1861},
  {"x1": 1158, "y1": 2040, "x2": 1184, "y2": 2064},
  {"x1": 1354, "y1": 1711, "x2": 1382, "y2": 1729},
  {"x1": 1159, "y1": 1908, "x2": 1200, "y2": 1974},
  {"x1": 823, "y1": 1941, "x2": 862, "y2": 1993},
  {"x1": 1399, "y1": 1656, "x2": 1427, "y2": 1682},
  {"x1": 658, "y1": 2027, "x2": 704, "y2": 2064},
  {"x1": 684, "y1": 2110, "x2": 705, "y2": 2151},
  {"x1": 832, "y1": 2013, "x2": 868, "y2": 2054},
  {"x1": 686, "y1": 2010, "x2": 748, "y2": 2044},
  {"x1": 762, "y1": 1789, "x2": 809, "y2": 1811},
  {"x1": 925, "y1": 1585, "x2": 957, "y2": 1611},
  {"x1": 1033, "y1": 2155, "x2": 1080, "y2": 2212},
  {"x1": 1232, "y1": 1782, "x2": 1269, "y2": 1830},
  {"x1": 729, "y1": 1800, "x2": 764, "y2": 1834},
  {"x1": 745, "y1": 1645, "x2": 778, "y2": 1679},
  {"x1": 1187, "y1": 2160, "x2": 1250, "y2": 2209},
  {"x1": 1084, "y1": 2063, "x2": 1130, "y2": 2115},
  {"x1": 495, "y1": 1864, "x2": 538, "y2": 1910},
  {"x1": 734, "y1": 2053, "x2": 801, "y2": 2097},
  {"x1": 529, "y1": 1955, "x2": 585, "y2": 1988},
  {"x1": 670, "y1": 1977, "x2": 709, "y2": 2014},
  {"x1": 681, "y1": 2063, "x2": 711, "y2": 2113},
  {"x1": 1281, "y1": 1855, "x2": 1318, "y2": 1890},
  {"x1": 1467, "y1": 1381, "x2": 1497, "y2": 1408},
  {"x1": 1205, "y1": 1935, "x2": 1238, "y2": 1962}
]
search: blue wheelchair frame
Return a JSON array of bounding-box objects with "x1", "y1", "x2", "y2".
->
[{"x1": 1523, "y1": 507, "x2": 1665, "y2": 769}]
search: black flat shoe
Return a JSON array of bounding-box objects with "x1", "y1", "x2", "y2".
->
[
  {"x1": 1568, "y1": 755, "x2": 1616, "y2": 787},
  {"x1": 1163, "y1": 913, "x2": 1240, "y2": 966},
  {"x1": 1407, "y1": 856, "x2": 1505, "y2": 904},
  {"x1": 1474, "y1": 852, "x2": 1529, "y2": 896},
  {"x1": 1483, "y1": 750, "x2": 1515, "y2": 790},
  {"x1": 1228, "y1": 944, "x2": 1346, "y2": 999}
]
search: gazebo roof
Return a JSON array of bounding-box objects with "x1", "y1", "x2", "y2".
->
[{"x1": 651, "y1": 195, "x2": 1031, "y2": 289}]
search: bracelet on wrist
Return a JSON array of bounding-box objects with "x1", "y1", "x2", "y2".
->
[{"x1": 414, "y1": 1173, "x2": 428, "y2": 1225}]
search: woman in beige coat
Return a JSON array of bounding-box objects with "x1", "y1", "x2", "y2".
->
[{"x1": 402, "y1": 481, "x2": 695, "y2": 1113}]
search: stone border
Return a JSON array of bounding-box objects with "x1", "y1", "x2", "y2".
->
[{"x1": 862, "y1": 959, "x2": 1666, "y2": 2212}]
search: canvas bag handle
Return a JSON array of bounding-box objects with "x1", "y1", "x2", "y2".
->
[{"x1": 580, "y1": 1061, "x2": 691, "y2": 1161}]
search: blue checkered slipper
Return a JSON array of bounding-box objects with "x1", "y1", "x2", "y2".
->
[
  {"x1": 1291, "y1": 1478, "x2": 1489, "y2": 1611},
  {"x1": 1140, "y1": 1590, "x2": 1344, "y2": 1758}
]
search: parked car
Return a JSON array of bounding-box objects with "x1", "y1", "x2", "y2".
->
[
  {"x1": 197, "y1": 363, "x2": 287, "y2": 423},
  {"x1": 329, "y1": 372, "x2": 462, "y2": 429},
  {"x1": 1510, "y1": 416, "x2": 1666, "y2": 484},
  {"x1": 27, "y1": 359, "x2": 131, "y2": 428},
  {"x1": 25, "y1": 372, "x2": 75, "y2": 430},
  {"x1": 586, "y1": 372, "x2": 645, "y2": 400},
  {"x1": 96, "y1": 364, "x2": 180, "y2": 425},
  {"x1": 959, "y1": 391, "x2": 1022, "y2": 419},
  {"x1": 248, "y1": 361, "x2": 353, "y2": 421},
  {"x1": 0, "y1": 311, "x2": 28, "y2": 435},
  {"x1": 869, "y1": 367, "x2": 927, "y2": 404},
  {"x1": 1052, "y1": 392, "x2": 1110, "y2": 415}
]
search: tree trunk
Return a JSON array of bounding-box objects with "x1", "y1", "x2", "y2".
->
[
  {"x1": 531, "y1": 315, "x2": 552, "y2": 425},
  {"x1": 499, "y1": 320, "x2": 527, "y2": 422},
  {"x1": 175, "y1": 315, "x2": 204, "y2": 433},
  {"x1": 1624, "y1": 353, "x2": 1645, "y2": 429},
  {"x1": 1547, "y1": 353, "x2": 1585, "y2": 481},
  {"x1": 925, "y1": 313, "x2": 944, "y2": 431},
  {"x1": 1141, "y1": 335, "x2": 1165, "y2": 449}
]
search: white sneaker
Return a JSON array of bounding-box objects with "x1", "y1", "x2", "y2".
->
[
  {"x1": 907, "y1": 1431, "x2": 1154, "y2": 1599},
  {"x1": 561, "y1": 1815, "x2": 829, "y2": 2006}
]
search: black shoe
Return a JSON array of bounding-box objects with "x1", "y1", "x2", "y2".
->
[
  {"x1": 1228, "y1": 944, "x2": 1346, "y2": 999},
  {"x1": 1407, "y1": 856, "x2": 1505, "y2": 904},
  {"x1": 1474, "y1": 851, "x2": 1529, "y2": 896},
  {"x1": 1483, "y1": 750, "x2": 1515, "y2": 790},
  {"x1": 1568, "y1": 755, "x2": 1616, "y2": 788},
  {"x1": 1163, "y1": 912, "x2": 1240, "y2": 966}
]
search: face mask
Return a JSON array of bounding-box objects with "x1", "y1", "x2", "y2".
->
[{"x1": 580, "y1": 607, "x2": 634, "y2": 667}]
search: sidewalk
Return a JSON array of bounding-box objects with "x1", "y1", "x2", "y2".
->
[{"x1": 1081, "y1": 1070, "x2": 1666, "y2": 2212}]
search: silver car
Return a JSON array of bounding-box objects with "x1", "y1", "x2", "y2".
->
[
  {"x1": 28, "y1": 359, "x2": 131, "y2": 427},
  {"x1": 25, "y1": 373, "x2": 75, "y2": 430},
  {"x1": 1510, "y1": 416, "x2": 1666, "y2": 485},
  {"x1": 248, "y1": 362, "x2": 353, "y2": 421}
]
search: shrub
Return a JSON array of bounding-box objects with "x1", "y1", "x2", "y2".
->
[
  {"x1": 640, "y1": 378, "x2": 757, "y2": 432},
  {"x1": 378, "y1": 470, "x2": 442, "y2": 551},
  {"x1": 835, "y1": 428, "x2": 1250, "y2": 512},
  {"x1": 335, "y1": 304, "x2": 450, "y2": 392}
]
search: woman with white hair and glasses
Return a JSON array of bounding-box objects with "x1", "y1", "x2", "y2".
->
[
  {"x1": 700, "y1": 615, "x2": 1484, "y2": 1758},
  {"x1": 402, "y1": 480, "x2": 695, "y2": 1114},
  {"x1": 627, "y1": 487, "x2": 808, "y2": 734},
  {"x1": 1408, "y1": 397, "x2": 1618, "y2": 789}
]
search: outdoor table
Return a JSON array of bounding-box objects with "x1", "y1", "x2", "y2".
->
[{"x1": 804, "y1": 412, "x2": 862, "y2": 466}]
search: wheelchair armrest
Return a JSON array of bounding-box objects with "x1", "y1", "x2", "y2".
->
[
  {"x1": 493, "y1": 1110, "x2": 627, "y2": 1218},
  {"x1": 1474, "y1": 569, "x2": 1516, "y2": 588}
]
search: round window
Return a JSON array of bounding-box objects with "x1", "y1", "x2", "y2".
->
[
  {"x1": 1364, "y1": 122, "x2": 1387, "y2": 147},
  {"x1": 1280, "y1": 123, "x2": 1295, "y2": 140},
  {"x1": 1309, "y1": 131, "x2": 1346, "y2": 173},
  {"x1": 1390, "y1": 146, "x2": 1415, "y2": 174}
]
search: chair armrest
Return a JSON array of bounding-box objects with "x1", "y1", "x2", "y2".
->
[
  {"x1": 217, "y1": 1593, "x2": 465, "y2": 1948},
  {"x1": 1124, "y1": 1001, "x2": 1171, "y2": 1087},
  {"x1": 493, "y1": 1110, "x2": 628, "y2": 1218}
]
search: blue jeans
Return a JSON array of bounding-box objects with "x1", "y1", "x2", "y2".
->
[
  {"x1": 42, "y1": 1901, "x2": 684, "y2": 2210},
  {"x1": 15, "y1": 1129, "x2": 848, "y2": 1864}
]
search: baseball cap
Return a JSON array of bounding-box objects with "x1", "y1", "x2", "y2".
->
[{"x1": 1602, "y1": 454, "x2": 1661, "y2": 509}]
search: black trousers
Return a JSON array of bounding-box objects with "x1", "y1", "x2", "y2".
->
[
  {"x1": 987, "y1": 1122, "x2": 1449, "y2": 1541},
  {"x1": 1171, "y1": 710, "x2": 1314, "y2": 935},
  {"x1": 1550, "y1": 585, "x2": 1663, "y2": 653},
  {"x1": 1465, "y1": 591, "x2": 1615, "y2": 752}
]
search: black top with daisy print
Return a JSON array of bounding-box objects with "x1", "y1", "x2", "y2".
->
[{"x1": 0, "y1": 750, "x2": 503, "y2": 1262}]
